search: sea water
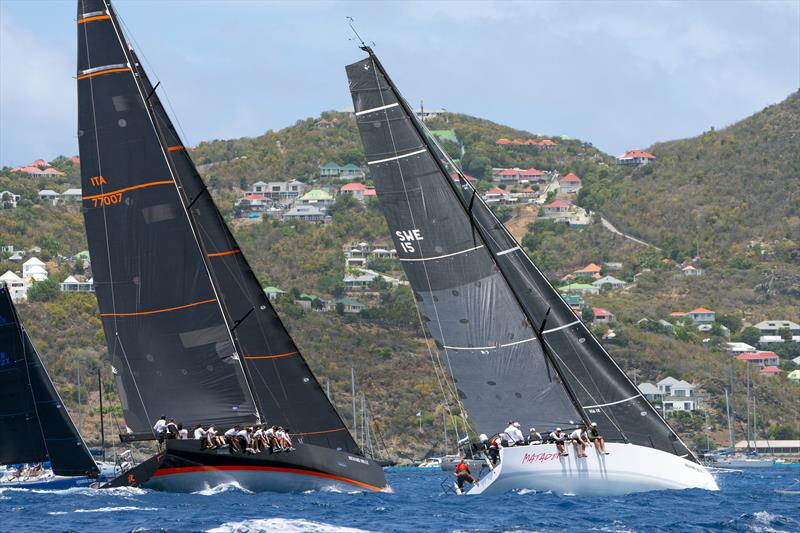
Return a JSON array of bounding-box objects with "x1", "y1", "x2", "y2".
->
[{"x1": 1, "y1": 468, "x2": 798, "y2": 532}]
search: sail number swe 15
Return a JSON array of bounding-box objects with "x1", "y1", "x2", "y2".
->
[{"x1": 395, "y1": 229, "x2": 424, "y2": 253}]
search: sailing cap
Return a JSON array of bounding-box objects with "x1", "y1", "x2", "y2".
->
[
  {"x1": 513, "y1": 422, "x2": 521, "y2": 428},
  {"x1": 591, "y1": 422, "x2": 597, "y2": 427},
  {"x1": 556, "y1": 427, "x2": 562, "y2": 431},
  {"x1": 529, "y1": 428, "x2": 536, "y2": 432}
]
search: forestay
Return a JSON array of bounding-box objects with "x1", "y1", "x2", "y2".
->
[
  {"x1": 346, "y1": 49, "x2": 696, "y2": 461},
  {"x1": 0, "y1": 287, "x2": 98, "y2": 476}
]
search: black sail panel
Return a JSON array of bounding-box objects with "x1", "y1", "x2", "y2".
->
[
  {"x1": 347, "y1": 50, "x2": 695, "y2": 461},
  {"x1": 0, "y1": 288, "x2": 49, "y2": 465},
  {"x1": 0, "y1": 287, "x2": 97, "y2": 475},
  {"x1": 138, "y1": 60, "x2": 359, "y2": 453},
  {"x1": 346, "y1": 57, "x2": 580, "y2": 435},
  {"x1": 77, "y1": 0, "x2": 258, "y2": 432}
]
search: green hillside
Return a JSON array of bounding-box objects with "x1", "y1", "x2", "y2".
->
[{"x1": 1, "y1": 95, "x2": 799, "y2": 461}]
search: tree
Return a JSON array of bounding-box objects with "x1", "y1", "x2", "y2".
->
[
  {"x1": 778, "y1": 327, "x2": 793, "y2": 342},
  {"x1": 581, "y1": 307, "x2": 595, "y2": 322},
  {"x1": 27, "y1": 278, "x2": 60, "y2": 302},
  {"x1": 736, "y1": 326, "x2": 761, "y2": 346},
  {"x1": 335, "y1": 302, "x2": 345, "y2": 316},
  {"x1": 716, "y1": 314, "x2": 742, "y2": 334}
]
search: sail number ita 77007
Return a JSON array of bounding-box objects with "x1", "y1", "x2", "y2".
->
[{"x1": 395, "y1": 229, "x2": 424, "y2": 253}]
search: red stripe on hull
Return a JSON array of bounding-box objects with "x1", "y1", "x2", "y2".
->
[{"x1": 152, "y1": 464, "x2": 386, "y2": 492}]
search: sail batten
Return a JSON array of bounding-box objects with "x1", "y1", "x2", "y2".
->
[{"x1": 347, "y1": 49, "x2": 696, "y2": 461}]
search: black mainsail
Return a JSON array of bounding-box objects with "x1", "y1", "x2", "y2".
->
[
  {"x1": 0, "y1": 287, "x2": 98, "y2": 476},
  {"x1": 77, "y1": 0, "x2": 357, "y2": 453},
  {"x1": 346, "y1": 48, "x2": 696, "y2": 461}
]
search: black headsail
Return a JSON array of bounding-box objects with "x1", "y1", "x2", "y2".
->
[
  {"x1": 77, "y1": 0, "x2": 358, "y2": 453},
  {"x1": 0, "y1": 287, "x2": 98, "y2": 476},
  {"x1": 346, "y1": 48, "x2": 696, "y2": 461}
]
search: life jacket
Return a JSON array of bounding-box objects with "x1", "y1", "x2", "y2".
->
[
  {"x1": 490, "y1": 437, "x2": 499, "y2": 448},
  {"x1": 455, "y1": 462, "x2": 469, "y2": 474}
]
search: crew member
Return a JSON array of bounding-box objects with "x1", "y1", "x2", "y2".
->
[
  {"x1": 488, "y1": 435, "x2": 501, "y2": 465},
  {"x1": 526, "y1": 427, "x2": 543, "y2": 445},
  {"x1": 153, "y1": 415, "x2": 168, "y2": 443},
  {"x1": 550, "y1": 428, "x2": 568, "y2": 456},
  {"x1": 454, "y1": 459, "x2": 476, "y2": 493},
  {"x1": 166, "y1": 419, "x2": 179, "y2": 439},
  {"x1": 224, "y1": 426, "x2": 241, "y2": 453},
  {"x1": 177, "y1": 423, "x2": 188, "y2": 440},
  {"x1": 193, "y1": 424, "x2": 208, "y2": 448},
  {"x1": 570, "y1": 424, "x2": 590, "y2": 458},
  {"x1": 588, "y1": 422, "x2": 609, "y2": 455},
  {"x1": 502, "y1": 421, "x2": 524, "y2": 446}
]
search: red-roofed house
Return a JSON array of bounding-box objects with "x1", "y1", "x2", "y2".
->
[
  {"x1": 31, "y1": 159, "x2": 48, "y2": 168},
  {"x1": 519, "y1": 168, "x2": 547, "y2": 183},
  {"x1": 541, "y1": 200, "x2": 571, "y2": 217},
  {"x1": 524, "y1": 139, "x2": 539, "y2": 146},
  {"x1": 363, "y1": 188, "x2": 377, "y2": 198},
  {"x1": 317, "y1": 118, "x2": 338, "y2": 129},
  {"x1": 69, "y1": 156, "x2": 80, "y2": 165},
  {"x1": 686, "y1": 308, "x2": 716, "y2": 323},
  {"x1": 736, "y1": 351, "x2": 780, "y2": 367},
  {"x1": 538, "y1": 139, "x2": 557, "y2": 149},
  {"x1": 512, "y1": 139, "x2": 524, "y2": 145},
  {"x1": 40, "y1": 167, "x2": 65, "y2": 178},
  {"x1": 574, "y1": 263, "x2": 602, "y2": 276},
  {"x1": 515, "y1": 187, "x2": 537, "y2": 201},
  {"x1": 592, "y1": 307, "x2": 615, "y2": 324},
  {"x1": 483, "y1": 187, "x2": 511, "y2": 204},
  {"x1": 236, "y1": 194, "x2": 273, "y2": 213},
  {"x1": 617, "y1": 149, "x2": 656, "y2": 166},
  {"x1": 493, "y1": 168, "x2": 522, "y2": 185},
  {"x1": 559, "y1": 173, "x2": 582, "y2": 194},
  {"x1": 495, "y1": 139, "x2": 511, "y2": 145},
  {"x1": 340, "y1": 182, "x2": 367, "y2": 201},
  {"x1": 759, "y1": 366, "x2": 781, "y2": 376}
]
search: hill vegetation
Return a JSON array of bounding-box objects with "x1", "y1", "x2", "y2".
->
[{"x1": 1, "y1": 92, "x2": 798, "y2": 460}]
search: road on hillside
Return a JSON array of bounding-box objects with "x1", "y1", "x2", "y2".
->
[{"x1": 600, "y1": 217, "x2": 662, "y2": 250}]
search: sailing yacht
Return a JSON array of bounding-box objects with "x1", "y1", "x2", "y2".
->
[
  {"x1": 75, "y1": 0, "x2": 387, "y2": 493},
  {"x1": 0, "y1": 286, "x2": 114, "y2": 488},
  {"x1": 345, "y1": 47, "x2": 718, "y2": 496}
]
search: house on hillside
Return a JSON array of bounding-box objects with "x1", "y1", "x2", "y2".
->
[
  {"x1": 540, "y1": 200, "x2": 571, "y2": 218},
  {"x1": 759, "y1": 366, "x2": 782, "y2": 377},
  {"x1": 257, "y1": 180, "x2": 305, "y2": 202},
  {"x1": 682, "y1": 265, "x2": 705, "y2": 277},
  {"x1": 558, "y1": 283, "x2": 599, "y2": 295},
  {"x1": 558, "y1": 173, "x2": 582, "y2": 194},
  {"x1": 61, "y1": 188, "x2": 82, "y2": 202},
  {"x1": 788, "y1": 369, "x2": 800, "y2": 382},
  {"x1": 263, "y1": 286, "x2": 286, "y2": 301},
  {"x1": 562, "y1": 294, "x2": 584, "y2": 313},
  {"x1": 686, "y1": 308, "x2": 716, "y2": 323},
  {"x1": 38, "y1": 190, "x2": 60, "y2": 205},
  {"x1": 0, "y1": 271, "x2": 28, "y2": 301},
  {"x1": 59, "y1": 275, "x2": 94, "y2": 292},
  {"x1": 519, "y1": 168, "x2": 547, "y2": 183},
  {"x1": 657, "y1": 377, "x2": 698, "y2": 412},
  {"x1": 638, "y1": 382, "x2": 662, "y2": 403},
  {"x1": 724, "y1": 341, "x2": 757, "y2": 354},
  {"x1": 592, "y1": 307, "x2": 614, "y2": 324},
  {"x1": 592, "y1": 275, "x2": 627, "y2": 290},
  {"x1": 753, "y1": 320, "x2": 800, "y2": 344},
  {"x1": 326, "y1": 298, "x2": 364, "y2": 314},
  {"x1": 0, "y1": 191, "x2": 21, "y2": 209},
  {"x1": 22, "y1": 257, "x2": 47, "y2": 282},
  {"x1": 574, "y1": 263, "x2": 602, "y2": 279},
  {"x1": 298, "y1": 189, "x2": 334, "y2": 208},
  {"x1": 617, "y1": 149, "x2": 656, "y2": 166},
  {"x1": 736, "y1": 351, "x2": 780, "y2": 368},
  {"x1": 483, "y1": 187, "x2": 512, "y2": 204},
  {"x1": 283, "y1": 205, "x2": 328, "y2": 223},
  {"x1": 317, "y1": 117, "x2": 338, "y2": 129},
  {"x1": 319, "y1": 162, "x2": 364, "y2": 180},
  {"x1": 538, "y1": 139, "x2": 557, "y2": 149},
  {"x1": 236, "y1": 194, "x2": 273, "y2": 214},
  {"x1": 493, "y1": 168, "x2": 522, "y2": 185}
]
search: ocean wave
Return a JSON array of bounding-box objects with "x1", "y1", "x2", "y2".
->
[
  {"x1": 73, "y1": 506, "x2": 160, "y2": 513},
  {"x1": 193, "y1": 482, "x2": 254, "y2": 496},
  {"x1": 208, "y1": 519, "x2": 376, "y2": 533},
  {"x1": 743, "y1": 510, "x2": 797, "y2": 533}
]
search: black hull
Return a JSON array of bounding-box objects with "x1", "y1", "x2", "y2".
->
[{"x1": 102, "y1": 440, "x2": 389, "y2": 493}]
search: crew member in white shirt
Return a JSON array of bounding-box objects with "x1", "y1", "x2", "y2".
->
[
  {"x1": 549, "y1": 428, "x2": 568, "y2": 456},
  {"x1": 570, "y1": 424, "x2": 590, "y2": 458},
  {"x1": 153, "y1": 415, "x2": 167, "y2": 443}
]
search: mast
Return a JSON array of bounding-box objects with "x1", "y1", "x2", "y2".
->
[
  {"x1": 351, "y1": 367, "x2": 357, "y2": 443},
  {"x1": 98, "y1": 369, "x2": 105, "y2": 462},
  {"x1": 77, "y1": 360, "x2": 82, "y2": 434},
  {"x1": 745, "y1": 363, "x2": 751, "y2": 448},
  {"x1": 725, "y1": 389, "x2": 734, "y2": 452}
]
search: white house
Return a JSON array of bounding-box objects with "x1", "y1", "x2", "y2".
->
[
  {"x1": 617, "y1": 149, "x2": 656, "y2": 166},
  {"x1": 61, "y1": 188, "x2": 82, "y2": 202},
  {"x1": 344, "y1": 268, "x2": 405, "y2": 290},
  {"x1": 59, "y1": 275, "x2": 94, "y2": 292},
  {"x1": 753, "y1": 320, "x2": 800, "y2": 344},
  {"x1": 682, "y1": 265, "x2": 705, "y2": 277},
  {"x1": 0, "y1": 191, "x2": 21, "y2": 209},
  {"x1": 38, "y1": 190, "x2": 61, "y2": 205},
  {"x1": 736, "y1": 351, "x2": 780, "y2": 367},
  {"x1": 657, "y1": 377, "x2": 698, "y2": 412},
  {"x1": 483, "y1": 187, "x2": 512, "y2": 204},
  {"x1": 540, "y1": 200, "x2": 571, "y2": 218},
  {"x1": 724, "y1": 341, "x2": 757, "y2": 354},
  {"x1": 558, "y1": 173, "x2": 582, "y2": 194},
  {"x1": 592, "y1": 275, "x2": 628, "y2": 290},
  {"x1": 637, "y1": 382, "x2": 662, "y2": 402},
  {"x1": 22, "y1": 257, "x2": 48, "y2": 282},
  {"x1": 258, "y1": 179, "x2": 306, "y2": 202},
  {"x1": 686, "y1": 308, "x2": 716, "y2": 323},
  {"x1": 283, "y1": 205, "x2": 328, "y2": 223},
  {"x1": 0, "y1": 271, "x2": 28, "y2": 301}
]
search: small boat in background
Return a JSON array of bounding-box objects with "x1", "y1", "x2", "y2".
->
[{"x1": 775, "y1": 479, "x2": 800, "y2": 495}]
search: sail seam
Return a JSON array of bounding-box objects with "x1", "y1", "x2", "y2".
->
[
  {"x1": 99, "y1": 298, "x2": 217, "y2": 317},
  {"x1": 542, "y1": 320, "x2": 581, "y2": 334},
  {"x1": 443, "y1": 337, "x2": 536, "y2": 351},
  {"x1": 355, "y1": 102, "x2": 399, "y2": 116},
  {"x1": 367, "y1": 148, "x2": 427, "y2": 165},
  {"x1": 77, "y1": 14, "x2": 110, "y2": 24},
  {"x1": 82, "y1": 179, "x2": 173, "y2": 201},
  {"x1": 208, "y1": 249, "x2": 241, "y2": 257},
  {"x1": 243, "y1": 352, "x2": 298, "y2": 360},
  {"x1": 583, "y1": 395, "x2": 639, "y2": 409},
  {"x1": 77, "y1": 66, "x2": 130, "y2": 80},
  {"x1": 398, "y1": 245, "x2": 484, "y2": 262}
]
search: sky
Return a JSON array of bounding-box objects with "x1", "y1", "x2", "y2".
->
[{"x1": 1, "y1": 0, "x2": 798, "y2": 166}]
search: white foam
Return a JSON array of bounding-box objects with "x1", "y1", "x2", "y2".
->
[
  {"x1": 74, "y1": 506, "x2": 160, "y2": 513},
  {"x1": 47, "y1": 512, "x2": 68, "y2": 515},
  {"x1": 193, "y1": 481, "x2": 254, "y2": 496},
  {"x1": 207, "y1": 518, "x2": 376, "y2": 533}
]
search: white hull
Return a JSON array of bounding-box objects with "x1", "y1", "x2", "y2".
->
[
  {"x1": 467, "y1": 443, "x2": 718, "y2": 496},
  {"x1": 144, "y1": 468, "x2": 371, "y2": 493}
]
